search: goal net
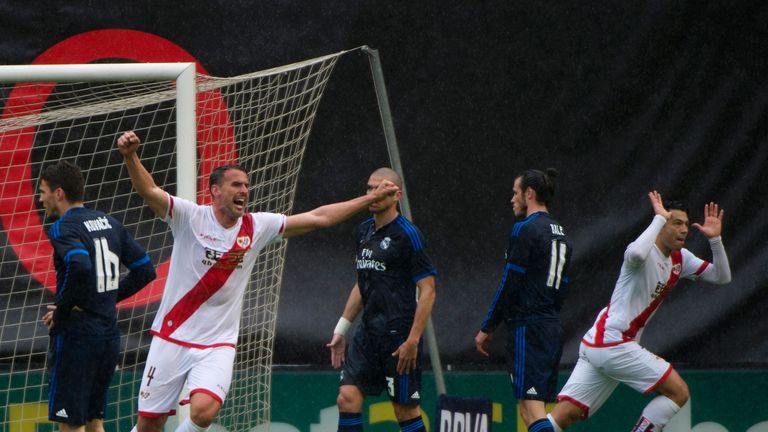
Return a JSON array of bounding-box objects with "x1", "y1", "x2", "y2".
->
[{"x1": 0, "y1": 52, "x2": 344, "y2": 432}]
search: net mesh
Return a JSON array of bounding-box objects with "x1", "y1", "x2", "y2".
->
[{"x1": 0, "y1": 52, "x2": 343, "y2": 431}]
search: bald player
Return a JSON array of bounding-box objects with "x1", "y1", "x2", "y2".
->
[{"x1": 327, "y1": 168, "x2": 437, "y2": 432}]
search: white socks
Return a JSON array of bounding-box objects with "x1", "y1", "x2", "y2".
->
[
  {"x1": 546, "y1": 413, "x2": 564, "y2": 432},
  {"x1": 176, "y1": 417, "x2": 209, "y2": 432},
  {"x1": 639, "y1": 396, "x2": 681, "y2": 429}
]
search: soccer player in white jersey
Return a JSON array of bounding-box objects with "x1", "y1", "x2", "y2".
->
[
  {"x1": 116, "y1": 131, "x2": 399, "y2": 432},
  {"x1": 543, "y1": 191, "x2": 731, "y2": 432}
]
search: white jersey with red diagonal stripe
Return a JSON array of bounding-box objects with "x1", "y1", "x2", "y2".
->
[
  {"x1": 583, "y1": 244, "x2": 709, "y2": 347},
  {"x1": 149, "y1": 195, "x2": 285, "y2": 348}
]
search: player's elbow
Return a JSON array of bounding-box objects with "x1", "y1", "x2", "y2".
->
[
  {"x1": 137, "y1": 263, "x2": 157, "y2": 287},
  {"x1": 143, "y1": 264, "x2": 158, "y2": 285},
  {"x1": 68, "y1": 254, "x2": 93, "y2": 281},
  {"x1": 717, "y1": 272, "x2": 731, "y2": 284},
  {"x1": 624, "y1": 248, "x2": 646, "y2": 264}
]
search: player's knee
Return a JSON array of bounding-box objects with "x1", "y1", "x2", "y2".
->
[
  {"x1": 190, "y1": 407, "x2": 217, "y2": 428},
  {"x1": 671, "y1": 379, "x2": 689, "y2": 406},
  {"x1": 659, "y1": 371, "x2": 689, "y2": 407},
  {"x1": 551, "y1": 400, "x2": 585, "y2": 429},
  {"x1": 84, "y1": 420, "x2": 105, "y2": 432},
  {"x1": 336, "y1": 386, "x2": 363, "y2": 412},
  {"x1": 189, "y1": 393, "x2": 222, "y2": 427},
  {"x1": 137, "y1": 416, "x2": 167, "y2": 432},
  {"x1": 392, "y1": 403, "x2": 420, "y2": 422},
  {"x1": 518, "y1": 400, "x2": 547, "y2": 426},
  {"x1": 518, "y1": 406, "x2": 535, "y2": 426}
]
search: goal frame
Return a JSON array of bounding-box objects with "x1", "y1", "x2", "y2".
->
[
  {"x1": 0, "y1": 62, "x2": 198, "y2": 200},
  {"x1": 0, "y1": 51, "x2": 448, "y2": 429}
]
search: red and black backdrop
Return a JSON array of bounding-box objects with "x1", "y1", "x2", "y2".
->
[{"x1": 0, "y1": 0, "x2": 766, "y2": 369}]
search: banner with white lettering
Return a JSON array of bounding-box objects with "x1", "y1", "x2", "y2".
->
[{"x1": 436, "y1": 395, "x2": 492, "y2": 432}]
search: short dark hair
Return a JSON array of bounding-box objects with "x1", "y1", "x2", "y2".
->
[
  {"x1": 40, "y1": 160, "x2": 84, "y2": 202},
  {"x1": 518, "y1": 168, "x2": 559, "y2": 206},
  {"x1": 209, "y1": 164, "x2": 248, "y2": 190},
  {"x1": 370, "y1": 167, "x2": 403, "y2": 188},
  {"x1": 664, "y1": 200, "x2": 688, "y2": 215}
]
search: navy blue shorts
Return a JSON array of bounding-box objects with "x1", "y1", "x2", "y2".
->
[
  {"x1": 341, "y1": 329, "x2": 422, "y2": 406},
  {"x1": 505, "y1": 320, "x2": 562, "y2": 402},
  {"x1": 48, "y1": 334, "x2": 120, "y2": 425}
]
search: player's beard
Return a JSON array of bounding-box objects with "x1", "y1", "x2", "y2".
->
[
  {"x1": 41, "y1": 202, "x2": 60, "y2": 222},
  {"x1": 514, "y1": 199, "x2": 527, "y2": 218}
]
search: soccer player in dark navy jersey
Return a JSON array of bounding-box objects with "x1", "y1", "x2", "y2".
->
[
  {"x1": 475, "y1": 168, "x2": 572, "y2": 432},
  {"x1": 327, "y1": 168, "x2": 436, "y2": 432},
  {"x1": 38, "y1": 160, "x2": 156, "y2": 432}
]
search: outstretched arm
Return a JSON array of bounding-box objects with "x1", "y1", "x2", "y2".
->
[
  {"x1": 282, "y1": 181, "x2": 398, "y2": 238},
  {"x1": 116, "y1": 131, "x2": 169, "y2": 218},
  {"x1": 392, "y1": 275, "x2": 436, "y2": 374},
  {"x1": 327, "y1": 283, "x2": 364, "y2": 369},
  {"x1": 694, "y1": 202, "x2": 731, "y2": 284}
]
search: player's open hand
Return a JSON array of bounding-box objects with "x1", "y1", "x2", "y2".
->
[
  {"x1": 42, "y1": 304, "x2": 56, "y2": 330},
  {"x1": 648, "y1": 191, "x2": 672, "y2": 220},
  {"x1": 474, "y1": 330, "x2": 491, "y2": 357},
  {"x1": 326, "y1": 334, "x2": 346, "y2": 369},
  {"x1": 369, "y1": 179, "x2": 399, "y2": 202},
  {"x1": 116, "y1": 131, "x2": 141, "y2": 156},
  {"x1": 392, "y1": 338, "x2": 418, "y2": 375},
  {"x1": 692, "y1": 202, "x2": 724, "y2": 239}
]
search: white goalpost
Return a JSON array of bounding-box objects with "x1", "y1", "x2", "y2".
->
[{"x1": 0, "y1": 53, "x2": 345, "y2": 431}]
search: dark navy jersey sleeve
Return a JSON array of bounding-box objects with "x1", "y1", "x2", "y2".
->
[
  {"x1": 50, "y1": 222, "x2": 93, "y2": 323},
  {"x1": 396, "y1": 218, "x2": 437, "y2": 283},
  {"x1": 481, "y1": 225, "x2": 530, "y2": 332}
]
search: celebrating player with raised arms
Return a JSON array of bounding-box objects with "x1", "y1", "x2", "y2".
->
[
  {"x1": 546, "y1": 191, "x2": 731, "y2": 432},
  {"x1": 116, "y1": 131, "x2": 398, "y2": 432}
]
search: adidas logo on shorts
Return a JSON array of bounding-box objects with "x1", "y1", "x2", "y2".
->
[
  {"x1": 526, "y1": 387, "x2": 538, "y2": 396},
  {"x1": 411, "y1": 391, "x2": 420, "y2": 399},
  {"x1": 56, "y1": 409, "x2": 68, "y2": 418}
]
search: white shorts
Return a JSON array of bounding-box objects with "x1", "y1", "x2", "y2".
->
[
  {"x1": 557, "y1": 341, "x2": 672, "y2": 418},
  {"x1": 137, "y1": 336, "x2": 236, "y2": 417}
]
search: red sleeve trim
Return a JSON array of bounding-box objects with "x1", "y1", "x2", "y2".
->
[
  {"x1": 168, "y1": 195, "x2": 175, "y2": 219},
  {"x1": 694, "y1": 261, "x2": 710, "y2": 276}
]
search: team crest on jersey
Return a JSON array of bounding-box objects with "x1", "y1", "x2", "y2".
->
[
  {"x1": 672, "y1": 263, "x2": 681, "y2": 275},
  {"x1": 236, "y1": 235, "x2": 251, "y2": 248},
  {"x1": 380, "y1": 237, "x2": 391, "y2": 250}
]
